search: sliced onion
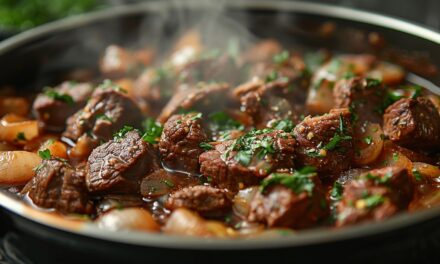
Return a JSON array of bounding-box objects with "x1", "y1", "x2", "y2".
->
[
  {"x1": 0, "y1": 151, "x2": 41, "y2": 185},
  {"x1": 0, "y1": 119, "x2": 38, "y2": 143},
  {"x1": 0, "y1": 97, "x2": 29, "y2": 116},
  {"x1": 368, "y1": 62, "x2": 405, "y2": 85},
  {"x1": 306, "y1": 80, "x2": 335, "y2": 114},
  {"x1": 163, "y1": 208, "x2": 231, "y2": 238},
  {"x1": 373, "y1": 141, "x2": 413, "y2": 171},
  {"x1": 354, "y1": 123, "x2": 384, "y2": 165},
  {"x1": 96, "y1": 207, "x2": 159, "y2": 232},
  {"x1": 232, "y1": 187, "x2": 259, "y2": 219},
  {"x1": 413, "y1": 162, "x2": 440, "y2": 179}
]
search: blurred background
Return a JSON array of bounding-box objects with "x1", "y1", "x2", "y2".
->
[{"x1": 0, "y1": 0, "x2": 438, "y2": 37}]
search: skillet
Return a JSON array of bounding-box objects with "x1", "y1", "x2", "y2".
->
[{"x1": 1, "y1": 1, "x2": 440, "y2": 263}]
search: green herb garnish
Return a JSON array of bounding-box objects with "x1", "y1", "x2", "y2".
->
[
  {"x1": 16, "y1": 132, "x2": 26, "y2": 141},
  {"x1": 364, "y1": 136, "x2": 373, "y2": 145},
  {"x1": 38, "y1": 149, "x2": 51, "y2": 160},
  {"x1": 330, "y1": 181, "x2": 343, "y2": 201},
  {"x1": 270, "y1": 119, "x2": 295, "y2": 132},
  {"x1": 113, "y1": 126, "x2": 135, "y2": 141},
  {"x1": 44, "y1": 88, "x2": 74, "y2": 105},
  {"x1": 362, "y1": 194, "x2": 385, "y2": 208},
  {"x1": 260, "y1": 166, "x2": 317, "y2": 195},
  {"x1": 412, "y1": 169, "x2": 423, "y2": 182},
  {"x1": 273, "y1": 50, "x2": 290, "y2": 65},
  {"x1": 200, "y1": 142, "x2": 214, "y2": 151},
  {"x1": 141, "y1": 118, "x2": 163, "y2": 144},
  {"x1": 96, "y1": 114, "x2": 113, "y2": 122}
]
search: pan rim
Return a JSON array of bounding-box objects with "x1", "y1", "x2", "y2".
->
[{"x1": 1, "y1": 0, "x2": 440, "y2": 250}]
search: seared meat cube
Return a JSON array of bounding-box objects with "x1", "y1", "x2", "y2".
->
[
  {"x1": 234, "y1": 79, "x2": 306, "y2": 128},
  {"x1": 166, "y1": 185, "x2": 233, "y2": 218},
  {"x1": 241, "y1": 39, "x2": 282, "y2": 64},
  {"x1": 383, "y1": 97, "x2": 440, "y2": 152},
  {"x1": 177, "y1": 54, "x2": 242, "y2": 85},
  {"x1": 199, "y1": 130, "x2": 296, "y2": 191},
  {"x1": 336, "y1": 166, "x2": 414, "y2": 227},
  {"x1": 99, "y1": 45, "x2": 154, "y2": 78},
  {"x1": 26, "y1": 159, "x2": 93, "y2": 214},
  {"x1": 159, "y1": 113, "x2": 208, "y2": 174},
  {"x1": 86, "y1": 130, "x2": 159, "y2": 194},
  {"x1": 63, "y1": 84, "x2": 143, "y2": 143},
  {"x1": 333, "y1": 77, "x2": 386, "y2": 124},
  {"x1": 157, "y1": 82, "x2": 234, "y2": 123},
  {"x1": 32, "y1": 81, "x2": 93, "y2": 132},
  {"x1": 306, "y1": 55, "x2": 377, "y2": 114},
  {"x1": 294, "y1": 108, "x2": 354, "y2": 176},
  {"x1": 248, "y1": 168, "x2": 328, "y2": 228},
  {"x1": 133, "y1": 67, "x2": 176, "y2": 115}
]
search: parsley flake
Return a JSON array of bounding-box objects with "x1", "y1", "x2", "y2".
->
[
  {"x1": 44, "y1": 88, "x2": 74, "y2": 105},
  {"x1": 260, "y1": 166, "x2": 317, "y2": 195},
  {"x1": 38, "y1": 149, "x2": 51, "y2": 160}
]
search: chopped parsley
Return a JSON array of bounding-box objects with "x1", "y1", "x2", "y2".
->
[
  {"x1": 113, "y1": 126, "x2": 135, "y2": 141},
  {"x1": 322, "y1": 133, "x2": 352, "y2": 151},
  {"x1": 190, "y1": 112, "x2": 203, "y2": 121},
  {"x1": 101, "y1": 79, "x2": 127, "y2": 93},
  {"x1": 362, "y1": 194, "x2": 385, "y2": 209},
  {"x1": 141, "y1": 118, "x2": 163, "y2": 144},
  {"x1": 270, "y1": 119, "x2": 295, "y2": 132},
  {"x1": 264, "y1": 71, "x2": 288, "y2": 83},
  {"x1": 16, "y1": 132, "x2": 26, "y2": 141},
  {"x1": 365, "y1": 78, "x2": 381, "y2": 88},
  {"x1": 222, "y1": 128, "x2": 281, "y2": 165},
  {"x1": 412, "y1": 169, "x2": 423, "y2": 181},
  {"x1": 364, "y1": 172, "x2": 392, "y2": 184},
  {"x1": 330, "y1": 181, "x2": 343, "y2": 201},
  {"x1": 96, "y1": 114, "x2": 113, "y2": 122},
  {"x1": 209, "y1": 111, "x2": 244, "y2": 132},
  {"x1": 38, "y1": 149, "x2": 51, "y2": 160},
  {"x1": 273, "y1": 50, "x2": 290, "y2": 65},
  {"x1": 199, "y1": 142, "x2": 214, "y2": 151},
  {"x1": 44, "y1": 88, "x2": 74, "y2": 105},
  {"x1": 304, "y1": 51, "x2": 325, "y2": 73},
  {"x1": 327, "y1": 59, "x2": 342, "y2": 75},
  {"x1": 364, "y1": 136, "x2": 373, "y2": 145},
  {"x1": 392, "y1": 152, "x2": 399, "y2": 161},
  {"x1": 260, "y1": 166, "x2": 317, "y2": 195},
  {"x1": 161, "y1": 179, "x2": 175, "y2": 188}
]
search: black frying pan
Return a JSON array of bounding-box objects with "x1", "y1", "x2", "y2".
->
[{"x1": 1, "y1": 1, "x2": 440, "y2": 263}]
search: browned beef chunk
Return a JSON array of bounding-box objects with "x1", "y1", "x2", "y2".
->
[
  {"x1": 248, "y1": 171, "x2": 328, "y2": 228},
  {"x1": 241, "y1": 39, "x2": 282, "y2": 64},
  {"x1": 177, "y1": 54, "x2": 242, "y2": 85},
  {"x1": 166, "y1": 185, "x2": 232, "y2": 218},
  {"x1": 26, "y1": 159, "x2": 93, "y2": 214},
  {"x1": 333, "y1": 77, "x2": 385, "y2": 124},
  {"x1": 199, "y1": 130, "x2": 296, "y2": 191},
  {"x1": 159, "y1": 113, "x2": 208, "y2": 174},
  {"x1": 63, "y1": 85, "x2": 143, "y2": 143},
  {"x1": 133, "y1": 67, "x2": 176, "y2": 115},
  {"x1": 336, "y1": 166, "x2": 414, "y2": 227},
  {"x1": 234, "y1": 79, "x2": 306, "y2": 128},
  {"x1": 157, "y1": 82, "x2": 234, "y2": 124},
  {"x1": 294, "y1": 108, "x2": 354, "y2": 176},
  {"x1": 32, "y1": 82, "x2": 93, "y2": 132},
  {"x1": 86, "y1": 130, "x2": 159, "y2": 194},
  {"x1": 383, "y1": 97, "x2": 440, "y2": 152},
  {"x1": 99, "y1": 45, "x2": 154, "y2": 78}
]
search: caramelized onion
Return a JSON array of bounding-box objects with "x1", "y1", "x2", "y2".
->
[
  {"x1": 0, "y1": 118, "x2": 38, "y2": 143},
  {"x1": 354, "y1": 123, "x2": 384, "y2": 165},
  {"x1": 0, "y1": 151, "x2": 41, "y2": 185},
  {"x1": 96, "y1": 207, "x2": 159, "y2": 232},
  {"x1": 232, "y1": 187, "x2": 259, "y2": 219}
]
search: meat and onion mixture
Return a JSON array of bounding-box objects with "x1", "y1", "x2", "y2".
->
[{"x1": 1, "y1": 31, "x2": 440, "y2": 238}]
